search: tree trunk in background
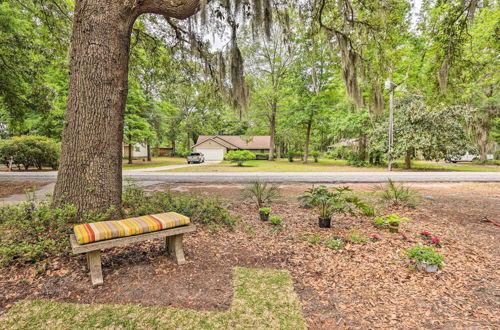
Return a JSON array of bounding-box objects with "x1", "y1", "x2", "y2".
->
[
  {"x1": 128, "y1": 143, "x2": 133, "y2": 164},
  {"x1": 52, "y1": 0, "x2": 201, "y2": 216},
  {"x1": 268, "y1": 100, "x2": 277, "y2": 161},
  {"x1": 171, "y1": 138, "x2": 176, "y2": 156},
  {"x1": 147, "y1": 144, "x2": 151, "y2": 161},
  {"x1": 187, "y1": 132, "x2": 191, "y2": 151},
  {"x1": 405, "y1": 149, "x2": 412, "y2": 169},
  {"x1": 303, "y1": 114, "x2": 313, "y2": 163}
]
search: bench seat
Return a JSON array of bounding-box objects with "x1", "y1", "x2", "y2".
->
[
  {"x1": 71, "y1": 212, "x2": 195, "y2": 287},
  {"x1": 74, "y1": 212, "x2": 190, "y2": 245}
]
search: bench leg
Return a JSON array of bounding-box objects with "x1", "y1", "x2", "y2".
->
[
  {"x1": 166, "y1": 234, "x2": 186, "y2": 265},
  {"x1": 87, "y1": 250, "x2": 103, "y2": 287}
]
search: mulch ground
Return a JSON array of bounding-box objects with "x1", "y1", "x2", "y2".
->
[
  {"x1": 0, "y1": 181, "x2": 50, "y2": 198},
  {"x1": 1, "y1": 183, "x2": 499, "y2": 328}
]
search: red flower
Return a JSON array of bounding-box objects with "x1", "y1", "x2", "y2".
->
[
  {"x1": 371, "y1": 234, "x2": 380, "y2": 239},
  {"x1": 430, "y1": 237, "x2": 440, "y2": 244},
  {"x1": 400, "y1": 233, "x2": 408, "y2": 240},
  {"x1": 420, "y1": 231, "x2": 431, "y2": 237}
]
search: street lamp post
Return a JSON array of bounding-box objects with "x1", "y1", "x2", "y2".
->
[{"x1": 385, "y1": 78, "x2": 396, "y2": 171}]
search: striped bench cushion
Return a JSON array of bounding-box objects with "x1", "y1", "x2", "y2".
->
[{"x1": 74, "y1": 212, "x2": 190, "y2": 245}]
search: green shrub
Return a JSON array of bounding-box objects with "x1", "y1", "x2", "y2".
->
[
  {"x1": 0, "y1": 135, "x2": 61, "y2": 170},
  {"x1": 404, "y1": 244, "x2": 445, "y2": 267},
  {"x1": 225, "y1": 150, "x2": 256, "y2": 166},
  {"x1": 311, "y1": 151, "x2": 321, "y2": 163},
  {"x1": 242, "y1": 182, "x2": 281, "y2": 207},
  {"x1": 287, "y1": 151, "x2": 295, "y2": 162},
  {"x1": 373, "y1": 214, "x2": 410, "y2": 228},
  {"x1": 375, "y1": 179, "x2": 420, "y2": 208},
  {"x1": 122, "y1": 182, "x2": 237, "y2": 228},
  {"x1": 298, "y1": 185, "x2": 371, "y2": 220}
]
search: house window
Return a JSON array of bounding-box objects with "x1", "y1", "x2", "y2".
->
[{"x1": 135, "y1": 146, "x2": 140, "y2": 152}]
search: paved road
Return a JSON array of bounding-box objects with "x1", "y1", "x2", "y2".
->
[{"x1": 1, "y1": 171, "x2": 499, "y2": 183}]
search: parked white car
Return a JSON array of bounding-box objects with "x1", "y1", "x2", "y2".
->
[
  {"x1": 186, "y1": 152, "x2": 205, "y2": 164},
  {"x1": 445, "y1": 151, "x2": 494, "y2": 163}
]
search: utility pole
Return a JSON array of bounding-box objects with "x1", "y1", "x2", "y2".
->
[{"x1": 385, "y1": 78, "x2": 396, "y2": 171}]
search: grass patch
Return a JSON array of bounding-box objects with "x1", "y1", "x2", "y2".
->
[
  {"x1": 122, "y1": 157, "x2": 186, "y2": 170},
  {"x1": 162, "y1": 159, "x2": 384, "y2": 172},
  {"x1": 160, "y1": 158, "x2": 500, "y2": 172},
  {"x1": 0, "y1": 267, "x2": 306, "y2": 329}
]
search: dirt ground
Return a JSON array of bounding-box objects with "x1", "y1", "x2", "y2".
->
[
  {"x1": 1, "y1": 182, "x2": 499, "y2": 328},
  {"x1": 0, "y1": 181, "x2": 50, "y2": 198}
]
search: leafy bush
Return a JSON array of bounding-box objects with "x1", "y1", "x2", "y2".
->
[
  {"x1": 404, "y1": 244, "x2": 445, "y2": 267},
  {"x1": 0, "y1": 200, "x2": 114, "y2": 266},
  {"x1": 0, "y1": 135, "x2": 61, "y2": 170},
  {"x1": 287, "y1": 151, "x2": 295, "y2": 162},
  {"x1": 225, "y1": 150, "x2": 256, "y2": 166},
  {"x1": 326, "y1": 146, "x2": 353, "y2": 160},
  {"x1": 270, "y1": 215, "x2": 284, "y2": 226},
  {"x1": 311, "y1": 151, "x2": 321, "y2": 163},
  {"x1": 298, "y1": 185, "x2": 372, "y2": 220},
  {"x1": 375, "y1": 179, "x2": 420, "y2": 208},
  {"x1": 242, "y1": 182, "x2": 281, "y2": 207},
  {"x1": 373, "y1": 214, "x2": 410, "y2": 228},
  {"x1": 122, "y1": 182, "x2": 237, "y2": 228}
]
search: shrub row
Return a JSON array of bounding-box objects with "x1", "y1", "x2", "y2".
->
[
  {"x1": 0, "y1": 183, "x2": 237, "y2": 266},
  {"x1": 0, "y1": 136, "x2": 60, "y2": 170}
]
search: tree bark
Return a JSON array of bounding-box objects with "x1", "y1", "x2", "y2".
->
[
  {"x1": 303, "y1": 112, "x2": 313, "y2": 164},
  {"x1": 405, "y1": 149, "x2": 412, "y2": 169},
  {"x1": 147, "y1": 144, "x2": 152, "y2": 161},
  {"x1": 128, "y1": 143, "x2": 133, "y2": 164},
  {"x1": 268, "y1": 100, "x2": 277, "y2": 161},
  {"x1": 53, "y1": 0, "x2": 201, "y2": 215}
]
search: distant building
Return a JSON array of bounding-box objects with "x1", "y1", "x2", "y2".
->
[{"x1": 192, "y1": 135, "x2": 271, "y2": 161}]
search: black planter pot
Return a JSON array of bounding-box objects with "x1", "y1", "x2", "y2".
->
[
  {"x1": 318, "y1": 217, "x2": 331, "y2": 228},
  {"x1": 259, "y1": 212, "x2": 269, "y2": 221}
]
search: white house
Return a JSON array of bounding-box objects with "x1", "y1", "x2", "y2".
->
[{"x1": 123, "y1": 143, "x2": 148, "y2": 158}]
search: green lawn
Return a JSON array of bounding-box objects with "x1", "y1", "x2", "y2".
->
[
  {"x1": 160, "y1": 158, "x2": 500, "y2": 172},
  {"x1": 0, "y1": 267, "x2": 306, "y2": 329},
  {"x1": 122, "y1": 157, "x2": 186, "y2": 170}
]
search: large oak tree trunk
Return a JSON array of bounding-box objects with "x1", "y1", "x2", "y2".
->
[
  {"x1": 53, "y1": 0, "x2": 200, "y2": 215},
  {"x1": 303, "y1": 113, "x2": 313, "y2": 164}
]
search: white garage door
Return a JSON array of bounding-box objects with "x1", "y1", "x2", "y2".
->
[{"x1": 196, "y1": 148, "x2": 224, "y2": 161}]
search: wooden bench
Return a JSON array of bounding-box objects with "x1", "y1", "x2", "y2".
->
[{"x1": 70, "y1": 224, "x2": 196, "y2": 286}]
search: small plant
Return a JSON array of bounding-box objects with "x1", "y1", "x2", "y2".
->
[
  {"x1": 258, "y1": 207, "x2": 271, "y2": 221},
  {"x1": 311, "y1": 151, "x2": 321, "y2": 163},
  {"x1": 270, "y1": 215, "x2": 284, "y2": 226},
  {"x1": 400, "y1": 233, "x2": 409, "y2": 240},
  {"x1": 420, "y1": 231, "x2": 432, "y2": 238},
  {"x1": 404, "y1": 244, "x2": 445, "y2": 272},
  {"x1": 287, "y1": 151, "x2": 295, "y2": 162},
  {"x1": 298, "y1": 185, "x2": 371, "y2": 228},
  {"x1": 243, "y1": 182, "x2": 280, "y2": 207},
  {"x1": 224, "y1": 150, "x2": 256, "y2": 166},
  {"x1": 429, "y1": 237, "x2": 442, "y2": 248},
  {"x1": 345, "y1": 230, "x2": 367, "y2": 244},
  {"x1": 269, "y1": 216, "x2": 286, "y2": 233},
  {"x1": 370, "y1": 234, "x2": 380, "y2": 242},
  {"x1": 299, "y1": 232, "x2": 344, "y2": 250},
  {"x1": 375, "y1": 179, "x2": 420, "y2": 208},
  {"x1": 373, "y1": 214, "x2": 409, "y2": 232}
]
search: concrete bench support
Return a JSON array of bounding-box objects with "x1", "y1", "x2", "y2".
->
[{"x1": 70, "y1": 224, "x2": 196, "y2": 286}]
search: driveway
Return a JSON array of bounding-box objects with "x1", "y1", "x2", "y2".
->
[
  {"x1": 1, "y1": 171, "x2": 499, "y2": 183},
  {"x1": 124, "y1": 161, "x2": 221, "y2": 172}
]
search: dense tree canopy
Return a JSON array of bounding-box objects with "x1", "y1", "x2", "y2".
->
[{"x1": 1, "y1": 0, "x2": 498, "y2": 163}]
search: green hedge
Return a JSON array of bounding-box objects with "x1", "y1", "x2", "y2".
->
[{"x1": 0, "y1": 136, "x2": 61, "y2": 170}]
